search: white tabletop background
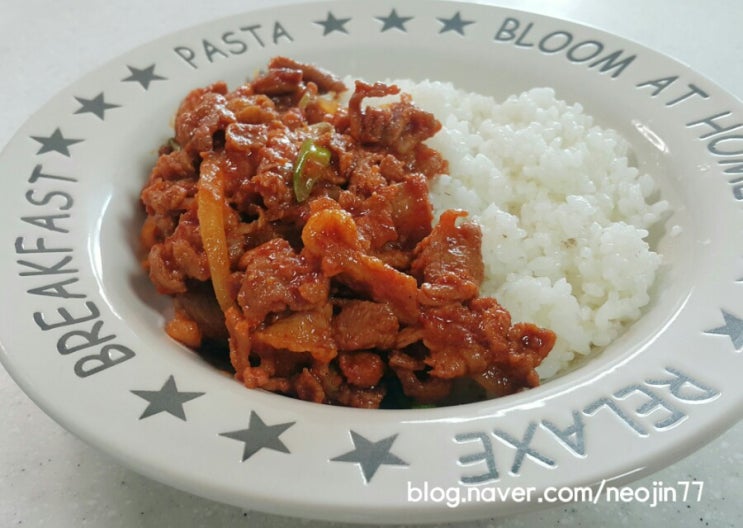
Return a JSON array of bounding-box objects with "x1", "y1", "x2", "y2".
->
[{"x1": 1, "y1": 1, "x2": 741, "y2": 527}]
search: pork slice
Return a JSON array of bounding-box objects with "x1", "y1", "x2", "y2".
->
[
  {"x1": 332, "y1": 300, "x2": 398, "y2": 351},
  {"x1": 174, "y1": 83, "x2": 234, "y2": 158},
  {"x1": 251, "y1": 67, "x2": 304, "y2": 96},
  {"x1": 347, "y1": 81, "x2": 442, "y2": 155},
  {"x1": 237, "y1": 238, "x2": 329, "y2": 327},
  {"x1": 378, "y1": 173, "x2": 433, "y2": 250},
  {"x1": 268, "y1": 56, "x2": 347, "y2": 94},
  {"x1": 338, "y1": 351, "x2": 386, "y2": 388},
  {"x1": 411, "y1": 209, "x2": 484, "y2": 305}
]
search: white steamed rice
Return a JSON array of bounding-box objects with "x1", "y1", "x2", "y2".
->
[{"x1": 377, "y1": 80, "x2": 669, "y2": 379}]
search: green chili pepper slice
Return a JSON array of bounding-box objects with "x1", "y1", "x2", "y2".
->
[{"x1": 293, "y1": 138, "x2": 331, "y2": 202}]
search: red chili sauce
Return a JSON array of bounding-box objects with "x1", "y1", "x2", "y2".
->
[{"x1": 139, "y1": 57, "x2": 556, "y2": 408}]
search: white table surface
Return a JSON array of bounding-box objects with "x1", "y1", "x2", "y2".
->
[{"x1": 1, "y1": 1, "x2": 741, "y2": 527}]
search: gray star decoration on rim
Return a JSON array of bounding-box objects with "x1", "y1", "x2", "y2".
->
[
  {"x1": 131, "y1": 375, "x2": 205, "y2": 420},
  {"x1": 376, "y1": 9, "x2": 413, "y2": 32},
  {"x1": 437, "y1": 11, "x2": 475, "y2": 35},
  {"x1": 220, "y1": 411, "x2": 296, "y2": 462},
  {"x1": 74, "y1": 93, "x2": 120, "y2": 120},
  {"x1": 122, "y1": 64, "x2": 167, "y2": 90},
  {"x1": 705, "y1": 310, "x2": 743, "y2": 350},
  {"x1": 30, "y1": 128, "x2": 83, "y2": 157},
  {"x1": 314, "y1": 12, "x2": 351, "y2": 35},
  {"x1": 331, "y1": 431, "x2": 408, "y2": 483}
]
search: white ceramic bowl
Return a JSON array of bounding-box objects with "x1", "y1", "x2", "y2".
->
[{"x1": 1, "y1": 0, "x2": 742, "y2": 523}]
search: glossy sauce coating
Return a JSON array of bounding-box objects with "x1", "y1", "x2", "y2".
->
[{"x1": 140, "y1": 57, "x2": 555, "y2": 408}]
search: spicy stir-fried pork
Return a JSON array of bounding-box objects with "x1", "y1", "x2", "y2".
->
[{"x1": 139, "y1": 56, "x2": 556, "y2": 408}]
